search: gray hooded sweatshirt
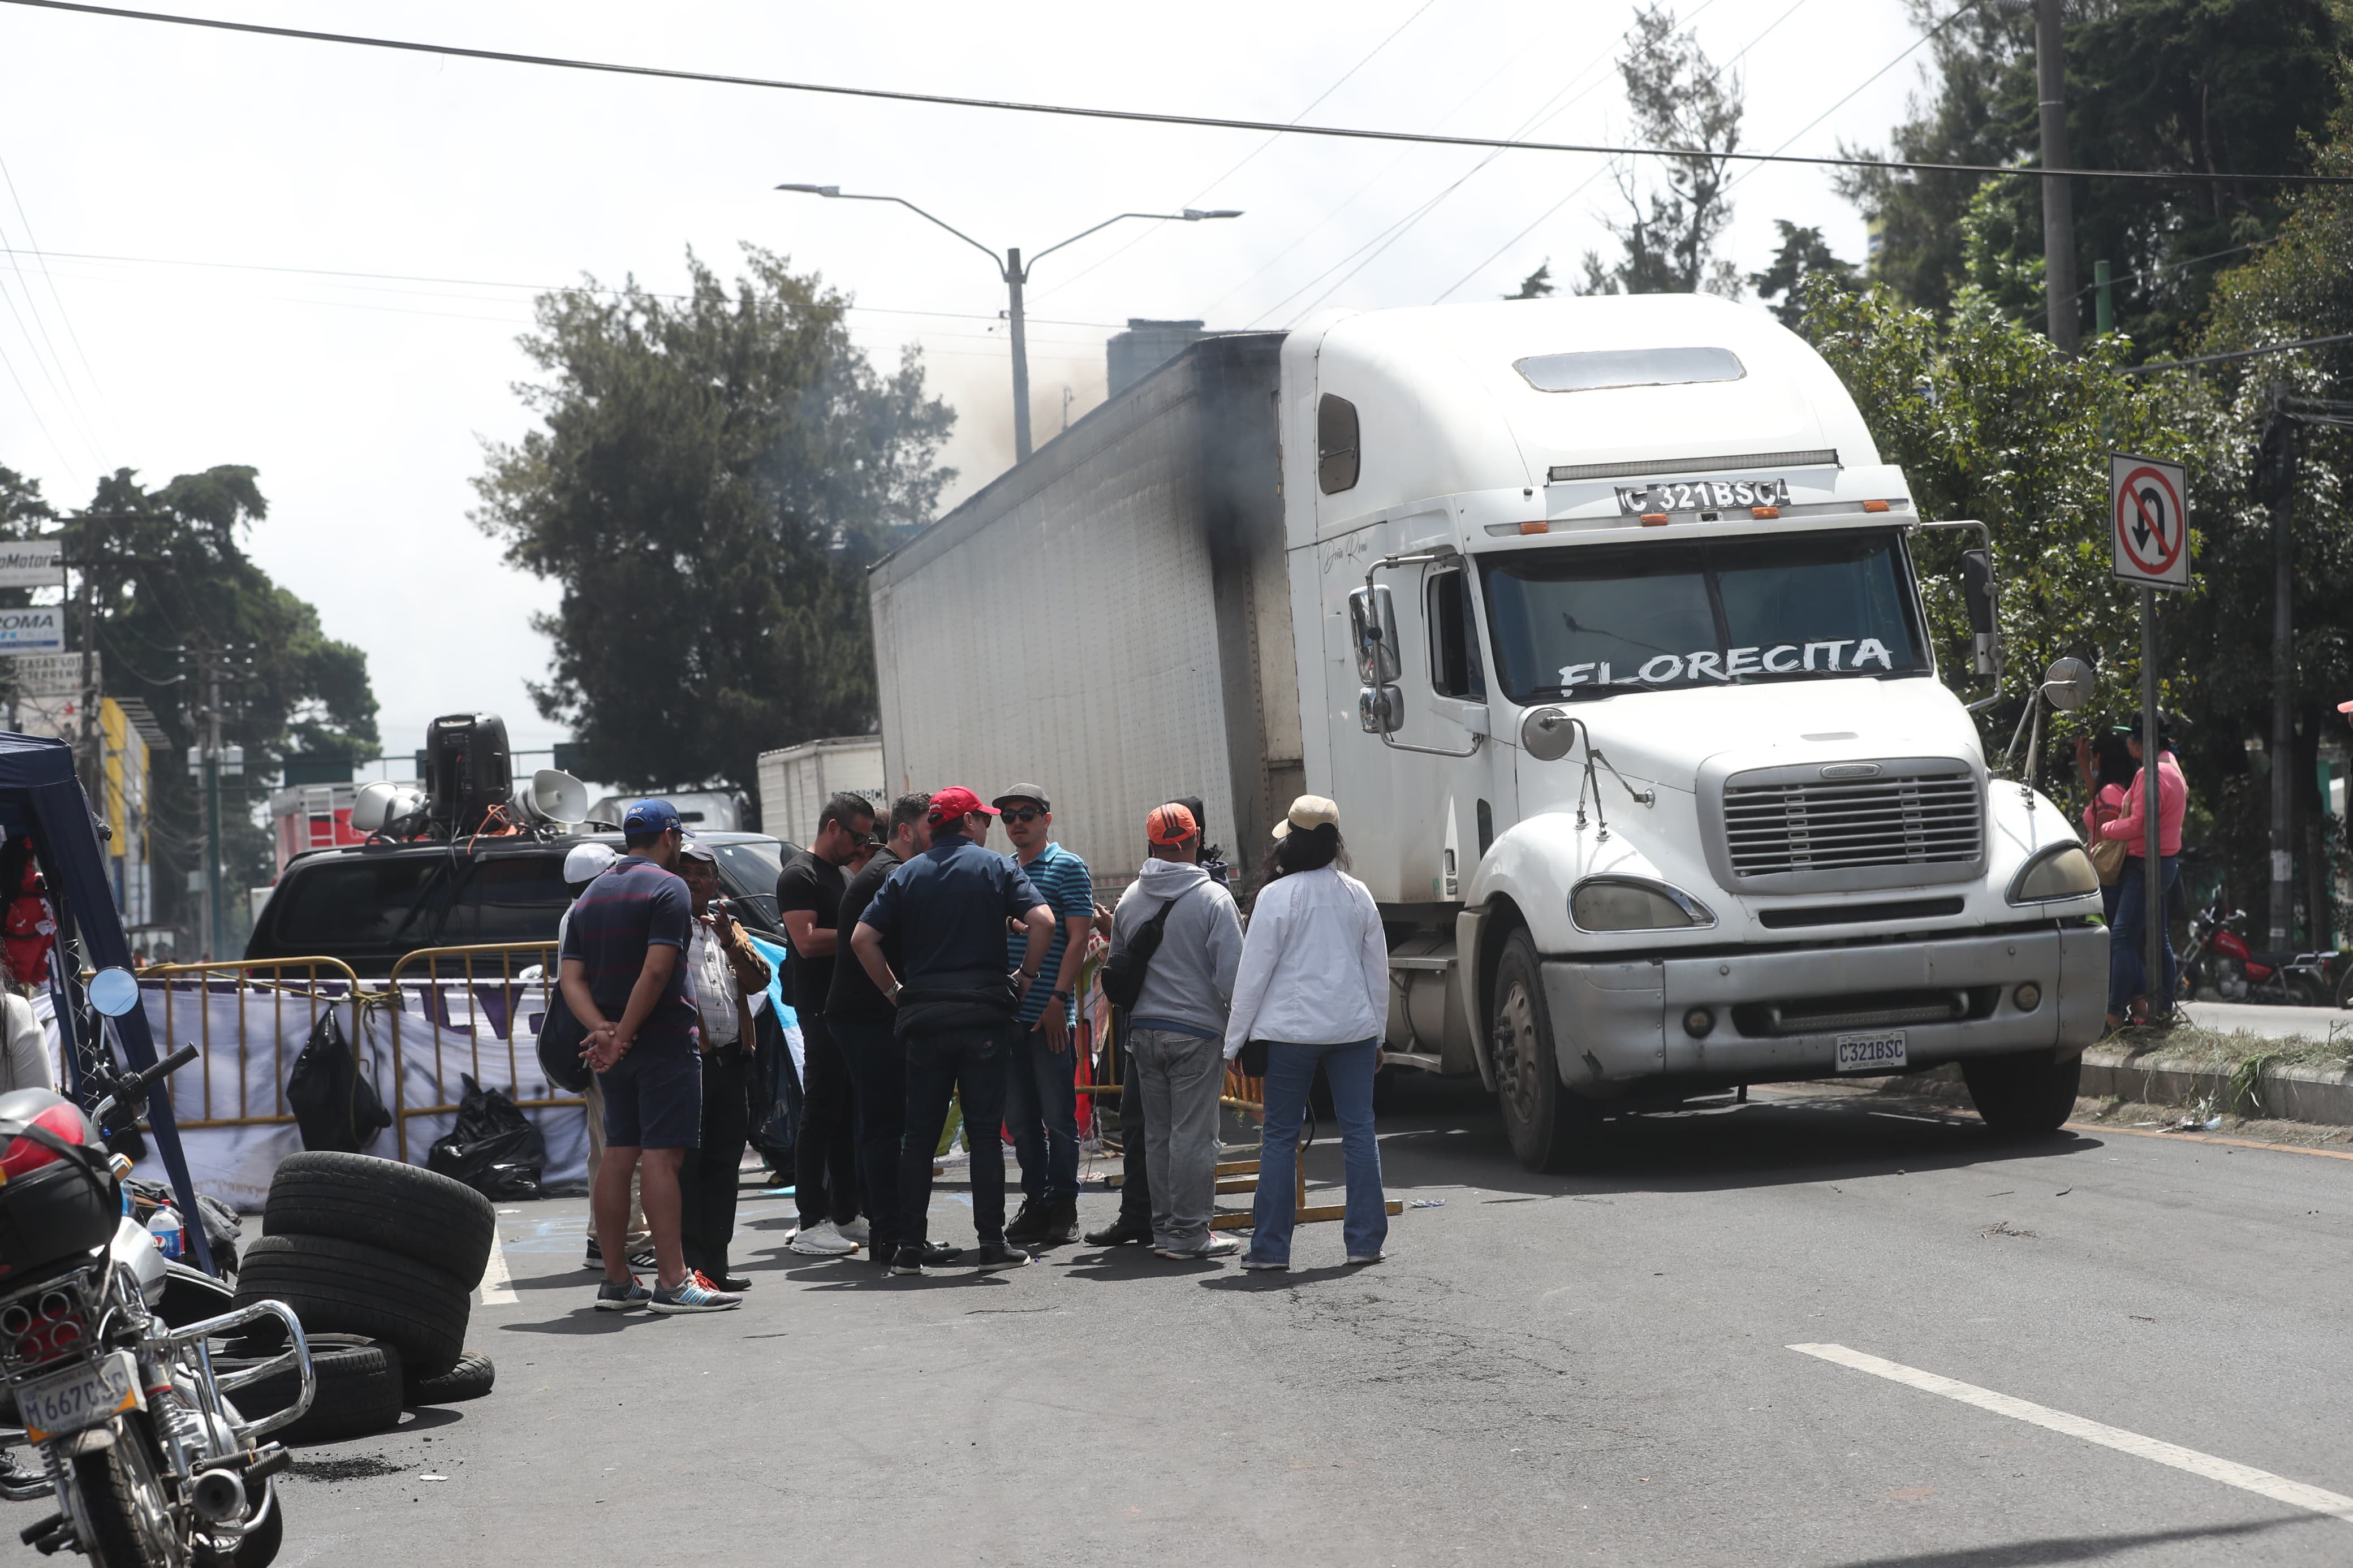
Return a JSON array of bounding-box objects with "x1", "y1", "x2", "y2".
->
[{"x1": 1111, "y1": 857, "x2": 1244, "y2": 1041}]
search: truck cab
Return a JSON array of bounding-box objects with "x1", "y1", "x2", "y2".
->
[{"x1": 1283, "y1": 295, "x2": 2106, "y2": 1168}]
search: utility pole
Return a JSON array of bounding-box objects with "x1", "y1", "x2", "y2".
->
[
  {"x1": 205, "y1": 652, "x2": 224, "y2": 961},
  {"x1": 2264, "y1": 388, "x2": 2296, "y2": 948},
  {"x1": 2035, "y1": 0, "x2": 2081, "y2": 353},
  {"x1": 1006, "y1": 246, "x2": 1032, "y2": 461}
]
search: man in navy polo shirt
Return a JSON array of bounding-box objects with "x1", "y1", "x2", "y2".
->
[
  {"x1": 559, "y1": 800, "x2": 740, "y2": 1315},
  {"x1": 851, "y1": 787, "x2": 1054, "y2": 1276}
]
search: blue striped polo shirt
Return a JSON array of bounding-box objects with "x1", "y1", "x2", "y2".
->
[{"x1": 1007, "y1": 841, "x2": 1092, "y2": 1028}]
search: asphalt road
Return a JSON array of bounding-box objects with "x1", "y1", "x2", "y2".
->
[{"x1": 260, "y1": 1077, "x2": 2353, "y2": 1568}]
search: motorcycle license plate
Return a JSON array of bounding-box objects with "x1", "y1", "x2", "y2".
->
[
  {"x1": 18, "y1": 1349, "x2": 141, "y2": 1442},
  {"x1": 1835, "y1": 1030, "x2": 1908, "y2": 1073}
]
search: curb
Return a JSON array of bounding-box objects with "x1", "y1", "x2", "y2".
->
[{"x1": 2080, "y1": 1046, "x2": 2353, "y2": 1128}]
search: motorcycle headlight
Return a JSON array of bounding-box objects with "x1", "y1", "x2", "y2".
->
[
  {"x1": 1570, "y1": 876, "x2": 1716, "y2": 932},
  {"x1": 2007, "y1": 843, "x2": 2100, "y2": 905}
]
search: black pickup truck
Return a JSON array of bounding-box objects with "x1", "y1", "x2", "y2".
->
[{"x1": 244, "y1": 832, "x2": 792, "y2": 978}]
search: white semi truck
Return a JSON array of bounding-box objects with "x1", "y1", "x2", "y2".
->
[{"x1": 869, "y1": 295, "x2": 2108, "y2": 1170}]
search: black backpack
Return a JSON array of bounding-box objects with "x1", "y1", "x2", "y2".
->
[
  {"x1": 1099, "y1": 883, "x2": 1200, "y2": 1010},
  {"x1": 285, "y1": 1009, "x2": 391, "y2": 1154}
]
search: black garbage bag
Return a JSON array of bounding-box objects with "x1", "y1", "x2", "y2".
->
[
  {"x1": 426, "y1": 1074, "x2": 546, "y2": 1200},
  {"x1": 286, "y1": 1009, "x2": 391, "y2": 1154}
]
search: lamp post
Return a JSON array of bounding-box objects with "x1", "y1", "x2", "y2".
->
[{"x1": 776, "y1": 185, "x2": 1240, "y2": 462}]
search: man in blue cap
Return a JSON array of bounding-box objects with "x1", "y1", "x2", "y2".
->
[{"x1": 559, "y1": 799, "x2": 740, "y2": 1314}]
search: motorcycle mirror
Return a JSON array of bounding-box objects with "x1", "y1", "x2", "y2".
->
[
  {"x1": 2040, "y1": 656, "x2": 2096, "y2": 712},
  {"x1": 88, "y1": 966, "x2": 139, "y2": 1018}
]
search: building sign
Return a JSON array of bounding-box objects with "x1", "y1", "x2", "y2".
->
[
  {"x1": 0, "y1": 608, "x2": 64, "y2": 654},
  {"x1": 0, "y1": 538, "x2": 63, "y2": 590},
  {"x1": 10, "y1": 650, "x2": 92, "y2": 694}
]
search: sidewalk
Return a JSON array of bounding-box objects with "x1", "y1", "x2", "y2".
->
[{"x1": 2177, "y1": 999, "x2": 2350, "y2": 1045}]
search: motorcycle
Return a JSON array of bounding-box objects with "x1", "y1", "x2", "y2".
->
[
  {"x1": 0, "y1": 1044, "x2": 313, "y2": 1566},
  {"x1": 2178, "y1": 900, "x2": 2342, "y2": 1007}
]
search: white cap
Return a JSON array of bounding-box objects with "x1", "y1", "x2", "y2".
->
[{"x1": 563, "y1": 841, "x2": 618, "y2": 884}]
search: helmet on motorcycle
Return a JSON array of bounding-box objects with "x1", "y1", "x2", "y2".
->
[{"x1": 0, "y1": 1090, "x2": 118, "y2": 1279}]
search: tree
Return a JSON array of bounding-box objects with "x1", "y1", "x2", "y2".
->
[
  {"x1": 474, "y1": 247, "x2": 955, "y2": 797},
  {"x1": 1576, "y1": 5, "x2": 1746, "y2": 299},
  {"x1": 1504, "y1": 261, "x2": 1556, "y2": 300},
  {"x1": 1836, "y1": 0, "x2": 2343, "y2": 353},
  {"x1": 1748, "y1": 222, "x2": 1860, "y2": 327}
]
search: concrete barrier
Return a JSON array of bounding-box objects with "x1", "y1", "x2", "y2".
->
[{"x1": 2080, "y1": 1046, "x2": 2353, "y2": 1127}]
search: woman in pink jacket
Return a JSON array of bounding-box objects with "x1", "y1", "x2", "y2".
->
[{"x1": 2097, "y1": 711, "x2": 2187, "y2": 1029}]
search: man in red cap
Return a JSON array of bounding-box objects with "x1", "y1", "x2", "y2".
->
[{"x1": 851, "y1": 787, "x2": 1055, "y2": 1274}]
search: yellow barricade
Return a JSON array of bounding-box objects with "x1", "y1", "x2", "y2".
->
[
  {"x1": 383, "y1": 942, "x2": 582, "y2": 1163},
  {"x1": 137, "y1": 957, "x2": 364, "y2": 1130}
]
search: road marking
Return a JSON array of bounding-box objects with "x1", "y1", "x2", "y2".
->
[
  {"x1": 479, "y1": 1233, "x2": 518, "y2": 1306},
  {"x1": 1789, "y1": 1344, "x2": 2353, "y2": 1524},
  {"x1": 2067, "y1": 1120, "x2": 2353, "y2": 1164}
]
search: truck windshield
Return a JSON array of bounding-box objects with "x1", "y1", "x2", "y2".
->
[{"x1": 1479, "y1": 531, "x2": 1926, "y2": 702}]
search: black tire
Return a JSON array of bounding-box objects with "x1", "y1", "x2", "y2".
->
[
  {"x1": 1489, "y1": 930, "x2": 1596, "y2": 1172},
  {"x1": 1960, "y1": 1049, "x2": 2083, "y2": 1136},
  {"x1": 232, "y1": 1234, "x2": 469, "y2": 1378},
  {"x1": 70, "y1": 1416, "x2": 176, "y2": 1568},
  {"x1": 406, "y1": 1350, "x2": 494, "y2": 1405},
  {"x1": 263, "y1": 1152, "x2": 496, "y2": 1288},
  {"x1": 157, "y1": 1260, "x2": 236, "y2": 1331},
  {"x1": 221, "y1": 1336, "x2": 406, "y2": 1446},
  {"x1": 195, "y1": 1485, "x2": 283, "y2": 1568}
]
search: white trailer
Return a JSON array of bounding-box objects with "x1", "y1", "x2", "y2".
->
[
  {"x1": 870, "y1": 295, "x2": 2107, "y2": 1169},
  {"x1": 757, "y1": 735, "x2": 885, "y2": 846}
]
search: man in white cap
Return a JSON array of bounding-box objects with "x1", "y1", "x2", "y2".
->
[{"x1": 561, "y1": 841, "x2": 652, "y2": 1272}]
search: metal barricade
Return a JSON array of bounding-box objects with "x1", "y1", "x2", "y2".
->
[
  {"x1": 382, "y1": 942, "x2": 578, "y2": 1162},
  {"x1": 136, "y1": 957, "x2": 364, "y2": 1129}
]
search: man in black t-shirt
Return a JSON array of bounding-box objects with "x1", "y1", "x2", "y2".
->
[
  {"x1": 826, "y1": 791, "x2": 957, "y2": 1268},
  {"x1": 776, "y1": 791, "x2": 876, "y2": 1255}
]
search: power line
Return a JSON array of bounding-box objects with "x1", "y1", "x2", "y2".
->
[
  {"x1": 2119, "y1": 332, "x2": 2353, "y2": 375},
  {"x1": 1721, "y1": 1, "x2": 1978, "y2": 195},
  {"x1": 0, "y1": 149, "x2": 115, "y2": 446},
  {"x1": 2, "y1": 0, "x2": 2343, "y2": 187}
]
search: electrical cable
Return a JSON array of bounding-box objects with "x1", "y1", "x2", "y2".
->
[
  {"x1": 0, "y1": 0, "x2": 2341, "y2": 187},
  {"x1": 1719, "y1": 1, "x2": 1981, "y2": 195},
  {"x1": 0, "y1": 148, "x2": 113, "y2": 446}
]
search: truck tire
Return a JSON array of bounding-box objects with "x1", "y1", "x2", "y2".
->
[
  {"x1": 263, "y1": 1152, "x2": 497, "y2": 1288},
  {"x1": 407, "y1": 1350, "x2": 494, "y2": 1405},
  {"x1": 1490, "y1": 930, "x2": 1595, "y2": 1172},
  {"x1": 221, "y1": 1337, "x2": 406, "y2": 1445},
  {"x1": 232, "y1": 1234, "x2": 469, "y2": 1379},
  {"x1": 1960, "y1": 1050, "x2": 2083, "y2": 1136}
]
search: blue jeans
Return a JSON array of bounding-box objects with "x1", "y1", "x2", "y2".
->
[
  {"x1": 1246, "y1": 1039, "x2": 1387, "y2": 1264},
  {"x1": 898, "y1": 1025, "x2": 1012, "y2": 1247},
  {"x1": 2108, "y1": 854, "x2": 2180, "y2": 1015},
  {"x1": 1004, "y1": 1023, "x2": 1080, "y2": 1203}
]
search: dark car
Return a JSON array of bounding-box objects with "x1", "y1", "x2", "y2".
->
[{"x1": 244, "y1": 831, "x2": 794, "y2": 979}]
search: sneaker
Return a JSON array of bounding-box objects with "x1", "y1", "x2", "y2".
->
[
  {"x1": 975, "y1": 1241, "x2": 1034, "y2": 1272},
  {"x1": 890, "y1": 1242, "x2": 925, "y2": 1277},
  {"x1": 594, "y1": 1276, "x2": 651, "y2": 1311},
  {"x1": 1036, "y1": 1198, "x2": 1079, "y2": 1245},
  {"x1": 626, "y1": 1249, "x2": 658, "y2": 1271},
  {"x1": 1002, "y1": 1199, "x2": 1049, "y2": 1246},
  {"x1": 649, "y1": 1275, "x2": 742, "y2": 1314},
  {"x1": 1345, "y1": 1251, "x2": 1386, "y2": 1265},
  {"x1": 584, "y1": 1236, "x2": 602, "y2": 1270},
  {"x1": 788, "y1": 1220, "x2": 857, "y2": 1256},
  {"x1": 1084, "y1": 1215, "x2": 1153, "y2": 1247},
  {"x1": 1156, "y1": 1235, "x2": 1242, "y2": 1260},
  {"x1": 919, "y1": 1241, "x2": 963, "y2": 1265},
  {"x1": 837, "y1": 1217, "x2": 870, "y2": 1247},
  {"x1": 1239, "y1": 1256, "x2": 1288, "y2": 1272},
  {"x1": 867, "y1": 1239, "x2": 901, "y2": 1267}
]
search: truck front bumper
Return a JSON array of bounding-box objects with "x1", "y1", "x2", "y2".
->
[{"x1": 1539, "y1": 923, "x2": 2109, "y2": 1088}]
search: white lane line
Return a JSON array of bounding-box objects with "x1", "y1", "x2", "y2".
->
[
  {"x1": 1790, "y1": 1344, "x2": 2353, "y2": 1525},
  {"x1": 479, "y1": 1232, "x2": 518, "y2": 1306}
]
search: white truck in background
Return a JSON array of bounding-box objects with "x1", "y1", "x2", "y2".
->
[
  {"x1": 869, "y1": 295, "x2": 2108, "y2": 1170},
  {"x1": 756, "y1": 735, "x2": 887, "y2": 846}
]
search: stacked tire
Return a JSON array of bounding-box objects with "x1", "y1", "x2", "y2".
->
[{"x1": 228, "y1": 1154, "x2": 498, "y2": 1439}]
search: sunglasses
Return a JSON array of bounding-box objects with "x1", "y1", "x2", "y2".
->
[{"x1": 999, "y1": 807, "x2": 1045, "y2": 824}]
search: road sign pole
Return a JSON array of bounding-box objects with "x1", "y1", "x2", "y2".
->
[{"x1": 2141, "y1": 588, "x2": 2166, "y2": 1022}]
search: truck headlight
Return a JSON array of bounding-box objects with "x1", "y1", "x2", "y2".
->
[
  {"x1": 1570, "y1": 876, "x2": 1716, "y2": 932},
  {"x1": 2007, "y1": 843, "x2": 2100, "y2": 905}
]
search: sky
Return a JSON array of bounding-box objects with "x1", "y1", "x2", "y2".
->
[{"x1": 0, "y1": 0, "x2": 1933, "y2": 768}]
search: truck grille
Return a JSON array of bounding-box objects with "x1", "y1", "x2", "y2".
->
[{"x1": 1722, "y1": 770, "x2": 1982, "y2": 880}]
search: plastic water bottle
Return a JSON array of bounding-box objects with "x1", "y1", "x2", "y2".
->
[{"x1": 146, "y1": 1207, "x2": 183, "y2": 1261}]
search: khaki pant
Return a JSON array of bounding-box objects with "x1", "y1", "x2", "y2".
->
[{"x1": 583, "y1": 1074, "x2": 649, "y2": 1250}]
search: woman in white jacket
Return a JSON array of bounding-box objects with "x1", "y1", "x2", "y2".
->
[{"x1": 1223, "y1": 796, "x2": 1388, "y2": 1269}]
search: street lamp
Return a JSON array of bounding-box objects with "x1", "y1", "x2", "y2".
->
[{"x1": 776, "y1": 184, "x2": 1242, "y2": 461}]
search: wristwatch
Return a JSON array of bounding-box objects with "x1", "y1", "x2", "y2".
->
[
  {"x1": 1048, "y1": 988, "x2": 1071, "y2": 1003},
  {"x1": 884, "y1": 979, "x2": 902, "y2": 1004}
]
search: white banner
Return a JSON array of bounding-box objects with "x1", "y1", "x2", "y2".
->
[
  {"x1": 9, "y1": 650, "x2": 91, "y2": 694},
  {"x1": 0, "y1": 538, "x2": 63, "y2": 589}
]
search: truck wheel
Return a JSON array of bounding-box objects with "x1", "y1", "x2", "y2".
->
[
  {"x1": 232, "y1": 1235, "x2": 469, "y2": 1379},
  {"x1": 263, "y1": 1152, "x2": 497, "y2": 1288},
  {"x1": 1960, "y1": 1051, "x2": 2083, "y2": 1137},
  {"x1": 1490, "y1": 931, "x2": 1593, "y2": 1172}
]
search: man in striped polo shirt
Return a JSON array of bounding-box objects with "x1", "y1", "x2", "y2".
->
[{"x1": 994, "y1": 783, "x2": 1094, "y2": 1247}]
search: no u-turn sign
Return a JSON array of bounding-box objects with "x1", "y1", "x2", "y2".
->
[{"x1": 2111, "y1": 452, "x2": 2191, "y2": 589}]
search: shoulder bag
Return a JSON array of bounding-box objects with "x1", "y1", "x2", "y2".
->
[{"x1": 1100, "y1": 883, "x2": 1200, "y2": 1010}]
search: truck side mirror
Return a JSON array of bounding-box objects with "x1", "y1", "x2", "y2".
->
[
  {"x1": 1358, "y1": 684, "x2": 1403, "y2": 735},
  {"x1": 2040, "y1": 655, "x2": 2096, "y2": 712},
  {"x1": 1348, "y1": 585, "x2": 1401, "y2": 685},
  {"x1": 1959, "y1": 548, "x2": 1998, "y2": 677}
]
